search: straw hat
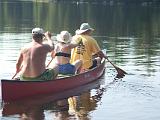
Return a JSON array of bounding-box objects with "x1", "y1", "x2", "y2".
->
[
  {"x1": 56, "y1": 31, "x2": 72, "y2": 43},
  {"x1": 76, "y1": 23, "x2": 94, "y2": 35},
  {"x1": 32, "y1": 28, "x2": 44, "y2": 35}
]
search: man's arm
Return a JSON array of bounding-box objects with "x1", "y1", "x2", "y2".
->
[
  {"x1": 92, "y1": 50, "x2": 108, "y2": 59},
  {"x1": 62, "y1": 38, "x2": 82, "y2": 50},
  {"x1": 44, "y1": 31, "x2": 54, "y2": 51},
  {"x1": 16, "y1": 52, "x2": 23, "y2": 73}
]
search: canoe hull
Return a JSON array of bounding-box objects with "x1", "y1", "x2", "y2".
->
[
  {"x1": 2, "y1": 78, "x2": 103, "y2": 116},
  {"x1": 1, "y1": 59, "x2": 105, "y2": 102}
]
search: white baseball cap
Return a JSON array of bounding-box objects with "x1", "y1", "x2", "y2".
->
[{"x1": 32, "y1": 28, "x2": 44, "y2": 35}]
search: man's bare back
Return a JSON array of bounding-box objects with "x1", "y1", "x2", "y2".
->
[
  {"x1": 20, "y1": 41, "x2": 50, "y2": 77},
  {"x1": 15, "y1": 28, "x2": 58, "y2": 80}
]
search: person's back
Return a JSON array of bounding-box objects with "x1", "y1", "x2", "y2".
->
[
  {"x1": 16, "y1": 28, "x2": 58, "y2": 80},
  {"x1": 21, "y1": 41, "x2": 49, "y2": 77},
  {"x1": 70, "y1": 23, "x2": 104, "y2": 70},
  {"x1": 71, "y1": 34, "x2": 100, "y2": 69},
  {"x1": 53, "y1": 42, "x2": 72, "y2": 65},
  {"x1": 50, "y1": 31, "x2": 82, "y2": 75}
]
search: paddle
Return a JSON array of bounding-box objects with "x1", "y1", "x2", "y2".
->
[
  {"x1": 104, "y1": 56, "x2": 127, "y2": 78},
  {"x1": 12, "y1": 72, "x2": 18, "y2": 79},
  {"x1": 46, "y1": 58, "x2": 54, "y2": 68},
  {"x1": 12, "y1": 66, "x2": 22, "y2": 79}
]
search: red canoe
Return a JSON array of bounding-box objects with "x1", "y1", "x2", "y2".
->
[
  {"x1": 1, "y1": 58, "x2": 106, "y2": 102},
  {"x1": 2, "y1": 78, "x2": 103, "y2": 116}
]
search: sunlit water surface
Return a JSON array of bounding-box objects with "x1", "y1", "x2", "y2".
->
[{"x1": 0, "y1": 33, "x2": 160, "y2": 120}]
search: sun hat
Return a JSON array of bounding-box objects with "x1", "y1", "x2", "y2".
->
[
  {"x1": 32, "y1": 28, "x2": 44, "y2": 35},
  {"x1": 56, "y1": 31, "x2": 72, "y2": 43},
  {"x1": 76, "y1": 23, "x2": 94, "y2": 35}
]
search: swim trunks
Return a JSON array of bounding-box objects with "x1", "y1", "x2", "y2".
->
[
  {"x1": 59, "y1": 63, "x2": 75, "y2": 75},
  {"x1": 20, "y1": 69, "x2": 56, "y2": 81}
]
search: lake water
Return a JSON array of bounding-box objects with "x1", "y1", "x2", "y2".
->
[{"x1": 0, "y1": 1, "x2": 160, "y2": 120}]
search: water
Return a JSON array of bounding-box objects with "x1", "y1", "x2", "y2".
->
[{"x1": 0, "y1": 1, "x2": 160, "y2": 120}]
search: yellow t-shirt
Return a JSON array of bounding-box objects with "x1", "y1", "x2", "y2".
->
[{"x1": 70, "y1": 34, "x2": 101, "y2": 69}]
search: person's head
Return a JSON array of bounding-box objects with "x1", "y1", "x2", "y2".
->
[
  {"x1": 75, "y1": 23, "x2": 94, "y2": 35},
  {"x1": 32, "y1": 28, "x2": 44, "y2": 42},
  {"x1": 56, "y1": 31, "x2": 72, "y2": 44}
]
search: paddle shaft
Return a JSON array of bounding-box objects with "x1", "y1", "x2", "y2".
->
[
  {"x1": 12, "y1": 72, "x2": 18, "y2": 79},
  {"x1": 12, "y1": 66, "x2": 23, "y2": 79},
  {"x1": 105, "y1": 56, "x2": 127, "y2": 78},
  {"x1": 46, "y1": 58, "x2": 53, "y2": 67},
  {"x1": 106, "y1": 57, "x2": 117, "y2": 68}
]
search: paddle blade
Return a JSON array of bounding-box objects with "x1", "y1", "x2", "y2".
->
[{"x1": 115, "y1": 66, "x2": 127, "y2": 78}]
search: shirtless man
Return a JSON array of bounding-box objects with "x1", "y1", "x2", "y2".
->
[{"x1": 16, "y1": 28, "x2": 59, "y2": 81}]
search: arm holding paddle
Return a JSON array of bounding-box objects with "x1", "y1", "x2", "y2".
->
[
  {"x1": 44, "y1": 31, "x2": 55, "y2": 50},
  {"x1": 94, "y1": 50, "x2": 127, "y2": 78},
  {"x1": 46, "y1": 52, "x2": 55, "y2": 68},
  {"x1": 12, "y1": 51, "x2": 23, "y2": 79},
  {"x1": 44, "y1": 32, "x2": 55, "y2": 68},
  {"x1": 92, "y1": 50, "x2": 107, "y2": 59}
]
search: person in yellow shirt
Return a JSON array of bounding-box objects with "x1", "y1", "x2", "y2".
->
[{"x1": 70, "y1": 23, "x2": 106, "y2": 70}]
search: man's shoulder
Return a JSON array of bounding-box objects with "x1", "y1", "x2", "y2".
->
[
  {"x1": 72, "y1": 35, "x2": 82, "y2": 43},
  {"x1": 41, "y1": 43, "x2": 52, "y2": 50},
  {"x1": 73, "y1": 34, "x2": 81, "y2": 39}
]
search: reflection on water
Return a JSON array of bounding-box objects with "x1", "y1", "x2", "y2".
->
[
  {"x1": 1, "y1": 78, "x2": 105, "y2": 119},
  {"x1": 0, "y1": 1, "x2": 160, "y2": 120}
]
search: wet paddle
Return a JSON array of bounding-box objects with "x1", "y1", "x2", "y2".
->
[{"x1": 105, "y1": 56, "x2": 127, "y2": 78}]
